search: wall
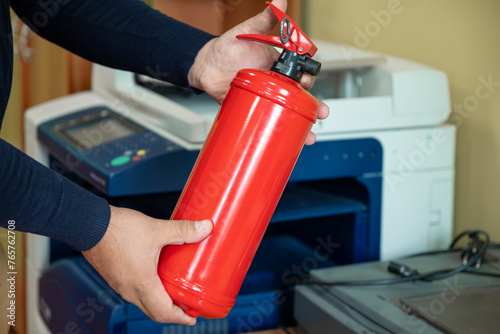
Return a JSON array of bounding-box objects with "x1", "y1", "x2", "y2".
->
[
  {"x1": 0, "y1": 15, "x2": 22, "y2": 149},
  {"x1": 0, "y1": 60, "x2": 22, "y2": 149},
  {"x1": 305, "y1": 0, "x2": 500, "y2": 239},
  {"x1": 154, "y1": 0, "x2": 301, "y2": 35}
]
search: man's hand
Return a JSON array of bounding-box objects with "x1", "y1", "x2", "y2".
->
[
  {"x1": 82, "y1": 206, "x2": 213, "y2": 324},
  {"x1": 188, "y1": 0, "x2": 329, "y2": 145}
]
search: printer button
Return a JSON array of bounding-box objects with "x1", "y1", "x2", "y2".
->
[{"x1": 110, "y1": 155, "x2": 131, "y2": 166}]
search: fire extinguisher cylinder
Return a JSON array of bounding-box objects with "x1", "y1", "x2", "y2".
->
[{"x1": 157, "y1": 1, "x2": 322, "y2": 319}]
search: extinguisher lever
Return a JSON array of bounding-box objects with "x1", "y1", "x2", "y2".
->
[
  {"x1": 236, "y1": 34, "x2": 285, "y2": 50},
  {"x1": 236, "y1": 1, "x2": 318, "y2": 57}
]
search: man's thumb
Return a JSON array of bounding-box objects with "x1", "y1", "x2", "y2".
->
[
  {"x1": 164, "y1": 219, "x2": 213, "y2": 245},
  {"x1": 238, "y1": 0, "x2": 287, "y2": 36}
]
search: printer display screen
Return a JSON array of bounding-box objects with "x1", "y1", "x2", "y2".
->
[{"x1": 53, "y1": 110, "x2": 143, "y2": 150}]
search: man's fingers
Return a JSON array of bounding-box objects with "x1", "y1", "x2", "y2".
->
[
  {"x1": 300, "y1": 74, "x2": 315, "y2": 90},
  {"x1": 237, "y1": 0, "x2": 287, "y2": 35},
  {"x1": 305, "y1": 132, "x2": 316, "y2": 146},
  {"x1": 263, "y1": 0, "x2": 288, "y2": 27},
  {"x1": 317, "y1": 100, "x2": 329, "y2": 120},
  {"x1": 163, "y1": 219, "x2": 213, "y2": 245},
  {"x1": 138, "y1": 278, "x2": 197, "y2": 325},
  {"x1": 304, "y1": 101, "x2": 329, "y2": 146}
]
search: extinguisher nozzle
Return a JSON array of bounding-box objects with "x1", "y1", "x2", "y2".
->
[{"x1": 303, "y1": 58, "x2": 321, "y2": 77}]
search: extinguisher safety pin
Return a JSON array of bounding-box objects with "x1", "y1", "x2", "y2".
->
[{"x1": 280, "y1": 17, "x2": 291, "y2": 45}]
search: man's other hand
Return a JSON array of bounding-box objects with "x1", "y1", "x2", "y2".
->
[{"x1": 82, "y1": 206, "x2": 212, "y2": 324}]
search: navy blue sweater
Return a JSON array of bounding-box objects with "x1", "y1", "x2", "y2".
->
[{"x1": 1, "y1": 0, "x2": 214, "y2": 250}]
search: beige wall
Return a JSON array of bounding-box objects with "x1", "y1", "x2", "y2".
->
[
  {"x1": 0, "y1": 19, "x2": 22, "y2": 149},
  {"x1": 306, "y1": 0, "x2": 500, "y2": 239},
  {"x1": 1, "y1": 14, "x2": 71, "y2": 150}
]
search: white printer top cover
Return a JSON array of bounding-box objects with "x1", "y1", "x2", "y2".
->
[{"x1": 91, "y1": 41, "x2": 450, "y2": 144}]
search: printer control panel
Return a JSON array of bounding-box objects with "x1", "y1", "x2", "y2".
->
[{"x1": 38, "y1": 106, "x2": 196, "y2": 196}]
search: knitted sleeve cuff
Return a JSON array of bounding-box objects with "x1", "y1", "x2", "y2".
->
[
  {"x1": 149, "y1": 23, "x2": 216, "y2": 90},
  {"x1": 50, "y1": 177, "x2": 111, "y2": 251}
]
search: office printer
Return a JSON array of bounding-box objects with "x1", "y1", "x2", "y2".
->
[{"x1": 24, "y1": 41, "x2": 455, "y2": 333}]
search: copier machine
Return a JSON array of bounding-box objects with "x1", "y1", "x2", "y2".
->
[{"x1": 24, "y1": 41, "x2": 455, "y2": 333}]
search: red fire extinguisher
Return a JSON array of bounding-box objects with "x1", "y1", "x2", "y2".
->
[{"x1": 158, "y1": 1, "x2": 321, "y2": 319}]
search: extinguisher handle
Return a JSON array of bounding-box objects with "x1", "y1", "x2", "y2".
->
[{"x1": 236, "y1": 1, "x2": 318, "y2": 57}]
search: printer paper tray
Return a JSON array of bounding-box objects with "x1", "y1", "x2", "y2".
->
[{"x1": 272, "y1": 184, "x2": 368, "y2": 223}]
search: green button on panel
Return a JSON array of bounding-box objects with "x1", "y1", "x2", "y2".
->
[{"x1": 111, "y1": 155, "x2": 131, "y2": 166}]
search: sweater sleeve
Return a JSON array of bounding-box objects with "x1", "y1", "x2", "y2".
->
[
  {"x1": 4, "y1": 0, "x2": 215, "y2": 250},
  {"x1": 0, "y1": 139, "x2": 110, "y2": 251},
  {"x1": 11, "y1": 0, "x2": 215, "y2": 88}
]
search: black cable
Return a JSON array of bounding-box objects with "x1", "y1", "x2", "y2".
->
[
  {"x1": 449, "y1": 229, "x2": 477, "y2": 249},
  {"x1": 420, "y1": 230, "x2": 489, "y2": 282},
  {"x1": 305, "y1": 230, "x2": 493, "y2": 287},
  {"x1": 306, "y1": 269, "x2": 452, "y2": 286},
  {"x1": 399, "y1": 230, "x2": 490, "y2": 260}
]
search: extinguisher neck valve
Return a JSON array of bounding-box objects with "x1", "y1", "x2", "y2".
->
[
  {"x1": 236, "y1": 2, "x2": 321, "y2": 82},
  {"x1": 271, "y1": 49, "x2": 322, "y2": 82}
]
